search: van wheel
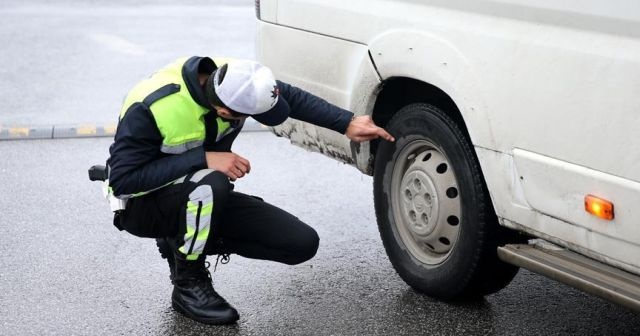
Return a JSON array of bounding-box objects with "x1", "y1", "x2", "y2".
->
[{"x1": 373, "y1": 103, "x2": 519, "y2": 299}]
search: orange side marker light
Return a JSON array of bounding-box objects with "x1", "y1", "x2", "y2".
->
[{"x1": 585, "y1": 194, "x2": 614, "y2": 221}]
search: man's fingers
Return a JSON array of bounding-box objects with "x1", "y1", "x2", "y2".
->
[
  {"x1": 231, "y1": 153, "x2": 250, "y2": 173},
  {"x1": 235, "y1": 160, "x2": 249, "y2": 174},
  {"x1": 233, "y1": 166, "x2": 246, "y2": 178},
  {"x1": 346, "y1": 115, "x2": 395, "y2": 143},
  {"x1": 236, "y1": 155, "x2": 250, "y2": 167},
  {"x1": 236, "y1": 155, "x2": 251, "y2": 174},
  {"x1": 354, "y1": 127, "x2": 394, "y2": 142},
  {"x1": 226, "y1": 170, "x2": 239, "y2": 180},
  {"x1": 376, "y1": 128, "x2": 395, "y2": 142}
]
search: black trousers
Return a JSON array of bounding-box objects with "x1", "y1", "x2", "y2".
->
[{"x1": 119, "y1": 170, "x2": 319, "y2": 265}]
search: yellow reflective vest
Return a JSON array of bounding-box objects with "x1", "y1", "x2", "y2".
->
[{"x1": 119, "y1": 57, "x2": 234, "y2": 155}]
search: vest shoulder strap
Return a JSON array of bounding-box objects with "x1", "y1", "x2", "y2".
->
[{"x1": 142, "y1": 83, "x2": 181, "y2": 107}]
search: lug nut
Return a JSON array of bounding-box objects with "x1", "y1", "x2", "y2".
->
[{"x1": 405, "y1": 189, "x2": 412, "y2": 200}]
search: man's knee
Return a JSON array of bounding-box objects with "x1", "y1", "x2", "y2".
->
[
  {"x1": 285, "y1": 226, "x2": 319, "y2": 265},
  {"x1": 192, "y1": 170, "x2": 231, "y2": 202}
]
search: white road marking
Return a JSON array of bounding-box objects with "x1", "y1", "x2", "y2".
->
[{"x1": 89, "y1": 33, "x2": 146, "y2": 56}]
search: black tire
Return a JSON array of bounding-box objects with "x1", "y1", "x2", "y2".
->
[{"x1": 373, "y1": 103, "x2": 520, "y2": 300}]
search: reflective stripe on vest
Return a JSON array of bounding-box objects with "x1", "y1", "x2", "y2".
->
[{"x1": 161, "y1": 140, "x2": 205, "y2": 155}]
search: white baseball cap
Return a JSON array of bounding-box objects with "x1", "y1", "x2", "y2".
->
[{"x1": 206, "y1": 60, "x2": 289, "y2": 126}]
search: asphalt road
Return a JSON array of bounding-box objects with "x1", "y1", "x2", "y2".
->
[
  {"x1": 0, "y1": 0, "x2": 255, "y2": 126},
  {"x1": 1, "y1": 133, "x2": 639, "y2": 336}
]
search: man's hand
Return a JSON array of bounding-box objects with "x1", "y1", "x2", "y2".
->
[
  {"x1": 205, "y1": 152, "x2": 251, "y2": 181},
  {"x1": 345, "y1": 115, "x2": 395, "y2": 143}
]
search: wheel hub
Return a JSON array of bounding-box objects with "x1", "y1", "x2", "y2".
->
[{"x1": 400, "y1": 170, "x2": 438, "y2": 237}]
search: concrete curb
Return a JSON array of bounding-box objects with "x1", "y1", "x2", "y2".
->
[{"x1": 0, "y1": 119, "x2": 269, "y2": 141}]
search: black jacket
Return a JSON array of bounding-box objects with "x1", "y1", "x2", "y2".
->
[{"x1": 107, "y1": 56, "x2": 353, "y2": 197}]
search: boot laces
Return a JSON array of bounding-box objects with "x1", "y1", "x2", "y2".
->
[
  {"x1": 213, "y1": 254, "x2": 230, "y2": 272},
  {"x1": 192, "y1": 261, "x2": 220, "y2": 300}
]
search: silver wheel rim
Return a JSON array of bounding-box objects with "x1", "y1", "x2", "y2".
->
[{"x1": 390, "y1": 139, "x2": 462, "y2": 266}]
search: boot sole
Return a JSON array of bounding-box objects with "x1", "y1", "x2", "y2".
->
[{"x1": 171, "y1": 300, "x2": 240, "y2": 325}]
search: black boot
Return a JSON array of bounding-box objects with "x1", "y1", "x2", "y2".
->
[
  {"x1": 171, "y1": 254, "x2": 239, "y2": 325},
  {"x1": 156, "y1": 238, "x2": 175, "y2": 282}
]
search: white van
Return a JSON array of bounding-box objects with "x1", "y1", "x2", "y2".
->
[{"x1": 255, "y1": 0, "x2": 640, "y2": 311}]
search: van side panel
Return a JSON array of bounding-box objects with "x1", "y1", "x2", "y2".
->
[{"x1": 262, "y1": 0, "x2": 640, "y2": 273}]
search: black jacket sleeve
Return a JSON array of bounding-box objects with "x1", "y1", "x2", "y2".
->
[
  {"x1": 277, "y1": 80, "x2": 354, "y2": 134},
  {"x1": 107, "y1": 104, "x2": 207, "y2": 197}
]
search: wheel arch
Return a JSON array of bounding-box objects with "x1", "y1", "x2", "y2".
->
[
  {"x1": 367, "y1": 29, "x2": 497, "y2": 174},
  {"x1": 370, "y1": 77, "x2": 471, "y2": 163}
]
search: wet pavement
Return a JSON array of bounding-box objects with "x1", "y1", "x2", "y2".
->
[
  {"x1": 0, "y1": 0, "x2": 255, "y2": 126},
  {"x1": 1, "y1": 133, "x2": 639, "y2": 335}
]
